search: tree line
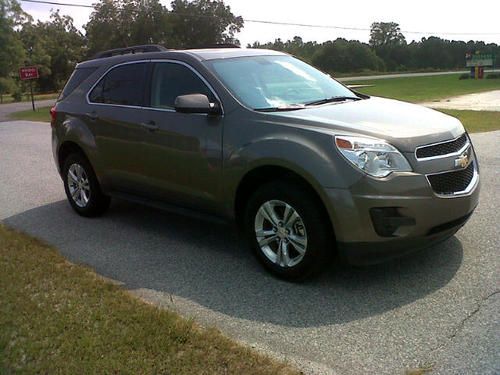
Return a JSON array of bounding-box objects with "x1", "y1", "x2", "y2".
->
[
  {"x1": 1, "y1": 0, "x2": 498, "y2": 101},
  {"x1": 251, "y1": 22, "x2": 499, "y2": 74}
]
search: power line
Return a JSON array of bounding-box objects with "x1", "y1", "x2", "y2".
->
[
  {"x1": 19, "y1": 0, "x2": 500, "y2": 36},
  {"x1": 245, "y1": 19, "x2": 500, "y2": 36},
  {"x1": 21, "y1": 0, "x2": 92, "y2": 7}
]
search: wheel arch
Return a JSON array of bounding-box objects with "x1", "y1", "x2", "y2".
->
[
  {"x1": 57, "y1": 141, "x2": 89, "y2": 173},
  {"x1": 233, "y1": 164, "x2": 336, "y2": 239}
]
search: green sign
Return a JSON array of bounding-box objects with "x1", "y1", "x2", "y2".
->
[{"x1": 466, "y1": 53, "x2": 494, "y2": 67}]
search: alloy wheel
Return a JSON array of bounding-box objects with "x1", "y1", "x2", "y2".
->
[
  {"x1": 67, "y1": 163, "x2": 91, "y2": 208},
  {"x1": 254, "y1": 200, "x2": 308, "y2": 268}
]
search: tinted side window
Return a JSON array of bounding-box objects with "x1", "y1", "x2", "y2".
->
[
  {"x1": 89, "y1": 63, "x2": 147, "y2": 106},
  {"x1": 59, "y1": 67, "x2": 97, "y2": 101},
  {"x1": 150, "y1": 63, "x2": 214, "y2": 109}
]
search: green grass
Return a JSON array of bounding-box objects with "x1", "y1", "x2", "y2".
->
[
  {"x1": 439, "y1": 109, "x2": 500, "y2": 133},
  {"x1": 347, "y1": 73, "x2": 500, "y2": 103},
  {"x1": 0, "y1": 225, "x2": 298, "y2": 375},
  {"x1": 0, "y1": 92, "x2": 58, "y2": 104},
  {"x1": 9, "y1": 106, "x2": 51, "y2": 122}
]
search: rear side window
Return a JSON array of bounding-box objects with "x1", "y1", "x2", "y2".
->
[
  {"x1": 149, "y1": 62, "x2": 214, "y2": 109},
  {"x1": 89, "y1": 63, "x2": 147, "y2": 106},
  {"x1": 59, "y1": 67, "x2": 97, "y2": 101}
]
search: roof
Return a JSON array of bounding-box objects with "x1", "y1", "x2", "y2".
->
[
  {"x1": 77, "y1": 48, "x2": 287, "y2": 68},
  {"x1": 183, "y1": 48, "x2": 286, "y2": 61}
]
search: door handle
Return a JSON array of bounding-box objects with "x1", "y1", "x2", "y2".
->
[
  {"x1": 85, "y1": 111, "x2": 98, "y2": 121},
  {"x1": 140, "y1": 121, "x2": 159, "y2": 132}
]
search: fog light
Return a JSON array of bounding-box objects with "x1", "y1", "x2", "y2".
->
[{"x1": 370, "y1": 207, "x2": 416, "y2": 237}]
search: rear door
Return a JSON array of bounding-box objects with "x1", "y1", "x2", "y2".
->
[
  {"x1": 87, "y1": 61, "x2": 150, "y2": 193},
  {"x1": 138, "y1": 60, "x2": 224, "y2": 213}
]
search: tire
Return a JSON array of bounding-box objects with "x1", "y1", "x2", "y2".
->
[
  {"x1": 244, "y1": 181, "x2": 332, "y2": 280},
  {"x1": 62, "y1": 152, "x2": 110, "y2": 217}
]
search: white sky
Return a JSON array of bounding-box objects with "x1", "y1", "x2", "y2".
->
[{"x1": 20, "y1": 0, "x2": 500, "y2": 45}]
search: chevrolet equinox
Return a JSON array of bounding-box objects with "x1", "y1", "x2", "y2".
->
[{"x1": 51, "y1": 45, "x2": 480, "y2": 279}]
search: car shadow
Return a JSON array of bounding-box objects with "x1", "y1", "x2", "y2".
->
[{"x1": 5, "y1": 199, "x2": 464, "y2": 328}]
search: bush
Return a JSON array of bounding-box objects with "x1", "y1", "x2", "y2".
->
[
  {"x1": 11, "y1": 90, "x2": 23, "y2": 102},
  {"x1": 0, "y1": 78, "x2": 15, "y2": 104},
  {"x1": 486, "y1": 73, "x2": 500, "y2": 79},
  {"x1": 459, "y1": 73, "x2": 470, "y2": 80}
]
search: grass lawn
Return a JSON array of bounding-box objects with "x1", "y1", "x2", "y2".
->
[
  {"x1": 9, "y1": 106, "x2": 51, "y2": 122},
  {"x1": 0, "y1": 224, "x2": 298, "y2": 375},
  {"x1": 439, "y1": 109, "x2": 500, "y2": 133},
  {"x1": 0, "y1": 92, "x2": 58, "y2": 104},
  {"x1": 347, "y1": 74, "x2": 500, "y2": 103}
]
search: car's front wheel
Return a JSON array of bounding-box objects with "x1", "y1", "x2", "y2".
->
[
  {"x1": 244, "y1": 181, "x2": 332, "y2": 280},
  {"x1": 62, "y1": 153, "x2": 110, "y2": 217}
]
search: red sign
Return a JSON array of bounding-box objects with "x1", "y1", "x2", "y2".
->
[{"x1": 19, "y1": 66, "x2": 39, "y2": 80}]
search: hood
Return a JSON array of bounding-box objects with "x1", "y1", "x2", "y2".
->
[{"x1": 269, "y1": 97, "x2": 465, "y2": 152}]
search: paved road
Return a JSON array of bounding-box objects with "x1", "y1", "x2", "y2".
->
[
  {"x1": 0, "y1": 121, "x2": 498, "y2": 374},
  {"x1": 0, "y1": 99, "x2": 55, "y2": 122},
  {"x1": 337, "y1": 70, "x2": 496, "y2": 82}
]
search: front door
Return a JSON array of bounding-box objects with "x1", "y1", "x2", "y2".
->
[{"x1": 138, "y1": 61, "x2": 224, "y2": 213}]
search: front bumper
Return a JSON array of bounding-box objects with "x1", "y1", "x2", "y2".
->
[{"x1": 324, "y1": 162, "x2": 480, "y2": 265}]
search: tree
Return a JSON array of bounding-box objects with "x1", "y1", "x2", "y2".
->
[
  {"x1": 85, "y1": 0, "x2": 243, "y2": 55},
  {"x1": 167, "y1": 0, "x2": 243, "y2": 48},
  {"x1": 0, "y1": 0, "x2": 25, "y2": 86},
  {"x1": 86, "y1": 0, "x2": 131, "y2": 55},
  {"x1": 0, "y1": 76, "x2": 15, "y2": 103},
  {"x1": 312, "y1": 38, "x2": 384, "y2": 73},
  {"x1": 128, "y1": 0, "x2": 170, "y2": 46},
  {"x1": 369, "y1": 22, "x2": 408, "y2": 70},
  {"x1": 18, "y1": 21, "x2": 52, "y2": 91},
  {"x1": 249, "y1": 37, "x2": 318, "y2": 63},
  {"x1": 86, "y1": 0, "x2": 170, "y2": 56},
  {"x1": 369, "y1": 22, "x2": 406, "y2": 47},
  {"x1": 37, "y1": 11, "x2": 85, "y2": 90}
]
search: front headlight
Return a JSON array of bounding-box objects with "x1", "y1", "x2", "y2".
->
[{"x1": 335, "y1": 135, "x2": 412, "y2": 178}]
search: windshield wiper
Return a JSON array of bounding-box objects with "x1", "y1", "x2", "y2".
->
[
  {"x1": 255, "y1": 105, "x2": 306, "y2": 112},
  {"x1": 304, "y1": 96, "x2": 361, "y2": 106}
]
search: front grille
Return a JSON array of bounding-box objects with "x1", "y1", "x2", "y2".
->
[
  {"x1": 427, "y1": 162, "x2": 475, "y2": 195},
  {"x1": 416, "y1": 133, "x2": 468, "y2": 159}
]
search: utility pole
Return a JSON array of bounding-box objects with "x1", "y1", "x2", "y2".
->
[{"x1": 28, "y1": 46, "x2": 35, "y2": 112}]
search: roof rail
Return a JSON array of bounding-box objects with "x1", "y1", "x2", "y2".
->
[
  {"x1": 92, "y1": 44, "x2": 168, "y2": 59},
  {"x1": 202, "y1": 43, "x2": 241, "y2": 49}
]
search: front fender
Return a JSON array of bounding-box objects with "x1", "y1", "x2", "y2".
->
[{"x1": 223, "y1": 131, "x2": 362, "y2": 215}]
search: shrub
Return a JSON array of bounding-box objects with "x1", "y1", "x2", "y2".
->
[
  {"x1": 11, "y1": 90, "x2": 23, "y2": 102},
  {"x1": 458, "y1": 73, "x2": 470, "y2": 80},
  {"x1": 486, "y1": 73, "x2": 500, "y2": 79}
]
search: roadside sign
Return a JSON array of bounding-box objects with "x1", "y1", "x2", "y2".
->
[
  {"x1": 19, "y1": 66, "x2": 39, "y2": 80},
  {"x1": 19, "y1": 66, "x2": 39, "y2": 111},
  {"x1": 465, "y1": 53, "x2": 494, "y2": 67}
]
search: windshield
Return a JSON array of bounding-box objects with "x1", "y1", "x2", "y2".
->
[{"x1": 205, "y1": 55, "x2": 359, "y2": 110}]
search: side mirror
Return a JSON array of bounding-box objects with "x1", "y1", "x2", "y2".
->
[{"x1": 174, "y1": 94, "x2": 220, "y2": 115}]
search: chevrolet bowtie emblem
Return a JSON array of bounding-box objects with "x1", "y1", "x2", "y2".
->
[{"x1": 454, "y1": 153, "x2": 469, "y2": 169}]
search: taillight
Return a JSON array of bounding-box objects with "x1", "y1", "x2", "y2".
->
[{"x1": 50, "y1": 106, "x2": 57, "y2": 126}]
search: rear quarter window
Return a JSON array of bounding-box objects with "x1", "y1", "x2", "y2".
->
[{"x1": 58, "y1": 67, "x2": 97, "y2": 101}]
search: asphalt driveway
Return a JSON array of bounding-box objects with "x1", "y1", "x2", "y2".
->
[{"x1": 0, "y1": 121, "x2": 498, "y2": 374}]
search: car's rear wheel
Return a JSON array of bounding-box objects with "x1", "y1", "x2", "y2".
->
[
  {"x1": 63, "y1": 153, "x2": 110, "y2": 217},
  {"x1": 244, "y1": 181, "x2": 332, "y2": 280}
]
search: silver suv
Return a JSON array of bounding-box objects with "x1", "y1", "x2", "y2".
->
[{"x1": 51, "y1": 45, "x2": 480, "y2": 279}]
